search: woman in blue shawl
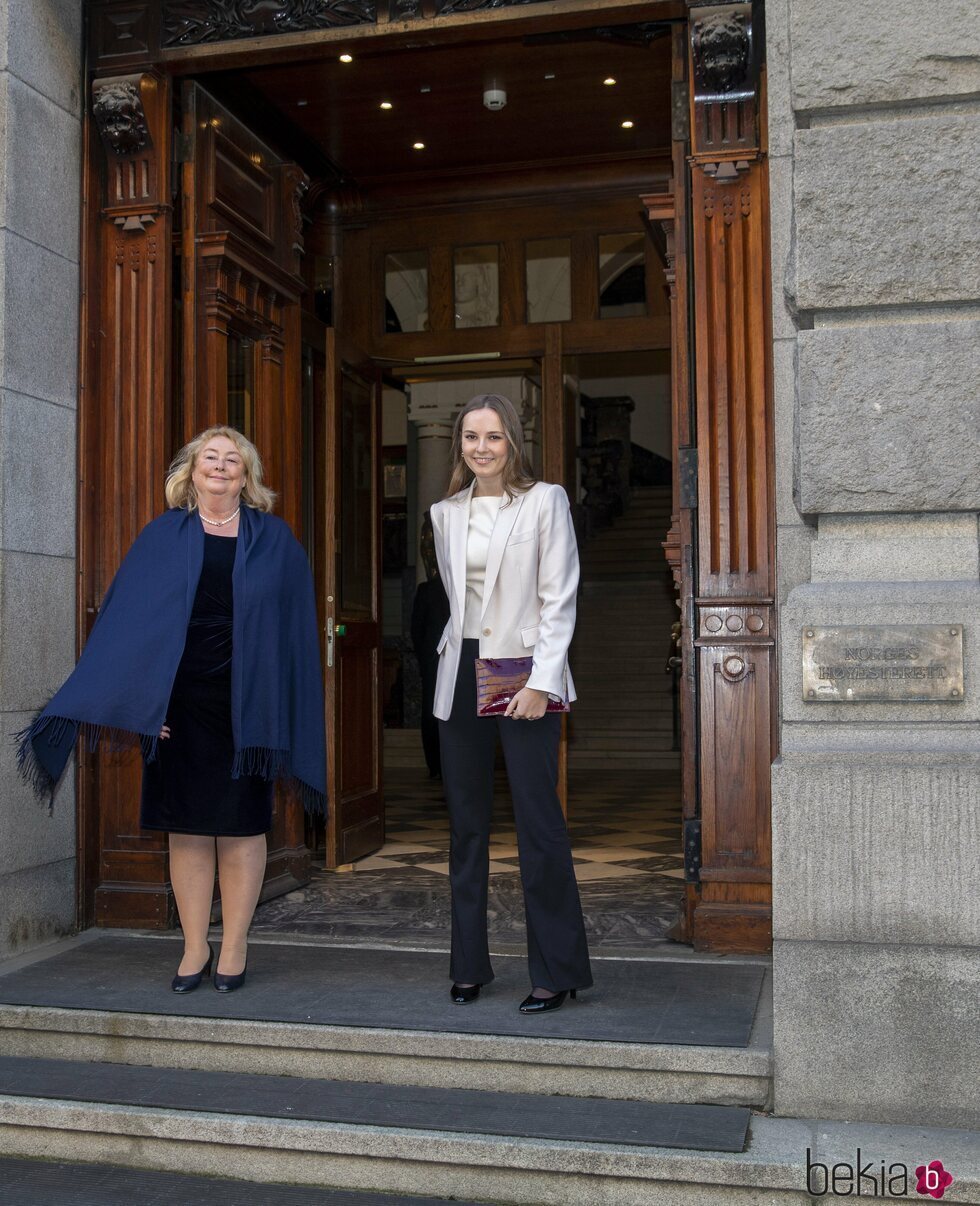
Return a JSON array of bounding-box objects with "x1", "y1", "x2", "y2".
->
[{"x1": 19, "y1": 427, "x2": 326, "y2": 994}]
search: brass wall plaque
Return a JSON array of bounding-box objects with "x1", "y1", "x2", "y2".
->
[{"x1": 802, "y1": 625, "x2": 964, "y2": 702}]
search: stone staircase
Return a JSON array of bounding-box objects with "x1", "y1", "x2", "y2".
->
[
  {"x1": 1, "y1": 935, "x2": 977, "y2": 1203},
  {"x1": 571, "y1": 486, "x2": 680, "y2": 772},
  {"x1": 0, "y1": 934, "x2": 783, "y2": 1205}
]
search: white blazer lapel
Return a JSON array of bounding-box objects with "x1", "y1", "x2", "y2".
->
[
  {"x1": 481, "y1": 490, "x2": 526, "y2": 620},
  {"x1": 447, "y1": 481, "x2": 474, "y2": 619}
]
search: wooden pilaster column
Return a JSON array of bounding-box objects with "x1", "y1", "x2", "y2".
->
[
  {"x1": 80, "y1": 71, "x2": 174, "y2": 926},
  {"x1": 685, "y1": 0, "x2": 775, "y2": 952}
]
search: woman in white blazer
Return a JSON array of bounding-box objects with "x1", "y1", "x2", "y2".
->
[{"x1": 430, "y1": 393, "x2": 592, "y2": 1013}]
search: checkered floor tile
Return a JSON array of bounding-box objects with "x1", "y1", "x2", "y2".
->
[{"x1": 252, "y1": 767, "x2": 686, "y2": 954}]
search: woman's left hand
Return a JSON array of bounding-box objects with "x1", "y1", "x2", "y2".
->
[{"x1": 505, "y1": 686, "x2": 549, "y2": 721}]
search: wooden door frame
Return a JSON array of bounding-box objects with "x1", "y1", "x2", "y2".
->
[{"x1": 80, "y1": 0, "x2": 776, "y2": 953}]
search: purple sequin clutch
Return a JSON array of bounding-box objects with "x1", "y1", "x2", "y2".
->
[{"x1": 474, "y1": 656, "x2": 570, "y2": 717}]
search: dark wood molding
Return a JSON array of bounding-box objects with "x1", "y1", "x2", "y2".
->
[
  {"x1": 79, "y1": 69, "x2": 175, "y2": 929},
  {"x1": 685, "y1": 1, "x2": 774, "y2": 954},
  {"x1": 162, "y1": 0, "x2": 378, "y2": 48},
  {"x1": 87, "y1": 0, "x2": 686, "y2": 72}
]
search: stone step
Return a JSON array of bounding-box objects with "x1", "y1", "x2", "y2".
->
[
  {"x1": 0, "y1": 1004, "x2": 767, "y2": 1109},
  {"x1": 0, "y1": 1155, "x2": 466, "y2": 1206},
  {"x1": 15, "y1": 1058, "x2": 956, "y2": 1206},
  {"x1": 573, "y1": 700, "x2": 676, "y2": 717},
  {"x1": 569, "y1": 753, "x2": 682, "y2": 769},
  {"x1": 572, "y1": 731, "x2": 675, "y2": 750},
  {"x1": 13, "y1": 1092, "x2": 964, "y2": 1206}
]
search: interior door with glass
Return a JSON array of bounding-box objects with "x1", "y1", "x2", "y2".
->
[{"x1": 317, "y1": 327, "x2": 384, "y2": 868}]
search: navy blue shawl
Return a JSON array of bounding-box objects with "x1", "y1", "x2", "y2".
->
[{"x1": 17, "y1": 506, "x2": 327, "y2": 816}]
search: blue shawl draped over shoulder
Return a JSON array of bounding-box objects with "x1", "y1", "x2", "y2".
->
[{"x1": 17, "y1": 506, "x2": 327, "y2": 816}]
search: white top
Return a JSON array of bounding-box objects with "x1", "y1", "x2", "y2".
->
[{"x1": 462, "y1": 495, "x2": 499, "y2": 638}]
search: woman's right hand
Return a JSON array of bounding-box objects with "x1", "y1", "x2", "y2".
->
[{"x1": 159, "y1": 724, "x2": 171, "y2": 740}]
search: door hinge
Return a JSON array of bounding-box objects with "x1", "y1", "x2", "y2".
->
[
  {"x1": 683, "y1": 818, "x2": 702, "y2": 883},
  {"x1": 678, "y1": 446, "x2": 698, "y2": 510},
  {"x1": 672, "y1": 80, "x2": 690, "y2": 142}
]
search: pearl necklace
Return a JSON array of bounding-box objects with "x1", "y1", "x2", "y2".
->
[{"x1": 199, "y1": 506, "x2": 240, "y2": 528}]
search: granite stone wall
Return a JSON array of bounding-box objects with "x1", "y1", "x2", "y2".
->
[
  {"x1": 0, "y1": 0, "x2": 82, "y2": 960},
  {"x1": 767, "y1": 0, "x2": 980, "y2": 1128}
]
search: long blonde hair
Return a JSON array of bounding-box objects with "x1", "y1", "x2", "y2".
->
[
  {"x1": 445, "y1": 394, "x2": 535, "y2": 501},
  {"x1": 164, "y1": 426, "x2": 276, "y2": 512}
]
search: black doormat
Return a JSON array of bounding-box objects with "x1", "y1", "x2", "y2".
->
[
  {"x1": 0, "y1": 935, "x2": 764, "y2": 1047},
  {"x1": 0, "y1": 1055, "x2": 751, "y2": 1153},
  {"x1": 0, "y1": 1157, "x2": 480, "y2": 1206}
]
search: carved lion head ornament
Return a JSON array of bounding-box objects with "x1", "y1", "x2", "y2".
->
[
  {"x1": 92, "y1": 80, "x2": 151, "y2": 156},
  {"x1": 692, "y1": 9, "x2": 752, "y2": 97}
]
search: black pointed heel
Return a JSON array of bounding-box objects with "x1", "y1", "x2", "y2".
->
[
  {"x1": 518, "y1": 987, "x2": 579, "y2": 1014},
  {"x1": 213, "y1": 961, "x2": 247, "y2": 993},
  {"x1": 450, "y1": 982, "x2": 482, "y2": 1004},
  {"x1": 171, "y1": 944, "x2": 213, "y2": 994}
]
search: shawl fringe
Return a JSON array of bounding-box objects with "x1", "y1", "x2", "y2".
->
[
  {"x1": 16, "y1": 707, "x2": 159, "y2": 810},
  {"x1": 18, "y1": 723, "x2": 326, "y2": 820},
  {"x1": 232, "y1": 745, "x2": 326, "y2": 818}
]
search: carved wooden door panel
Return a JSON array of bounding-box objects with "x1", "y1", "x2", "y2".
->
[
  {"x1": 317, "y1": 329, "x2": 384, "y2": 868},
  {"x1": 179, "y1": 81, "x2": 311, "y2": 902}
]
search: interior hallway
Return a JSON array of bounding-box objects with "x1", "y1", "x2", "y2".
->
[{"x1": 251, "y1": 768, "x2": 684, "y2": 956}]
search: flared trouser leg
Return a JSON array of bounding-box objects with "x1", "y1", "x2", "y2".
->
[
  {"x1": 438, "y1": 642, "x2": 497, "y2": 985},
  {"x1": 498, "y1": 712, "x2": 593, "y2": 992},
  {"x1": 438, "y1": 640, "x2": 592, "y2": 991}
]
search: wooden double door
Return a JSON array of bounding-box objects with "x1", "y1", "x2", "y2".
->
[{"x1": 80, "y1": 0, "x2": 777, "y2": 953}]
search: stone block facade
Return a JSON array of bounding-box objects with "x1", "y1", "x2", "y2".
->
[
  {"x1": 0, "y1": 0, "x2": 82, "y2": 960},
  {"x1": 769, "y1": 0, "x2": 980, "y2": 1128}
]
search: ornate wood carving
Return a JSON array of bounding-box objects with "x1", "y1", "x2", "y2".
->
[
  {"x1": 434, "y1": 0, "x2": 547, "y2": 13},
  {"x1": 686, "y1": 2, "x2": 774, "y2": 953},
  {"x1": 162, "y1": 0, "x2": 377, "y2": 46},
  {"x1": 89, "y1": 4, "x2": 156, "y2": 68},
  {"x1": 689, "y1": 1, "x2": 758, "y2": 160},
  {"x1": 79, "y1": 71, "x2": 174, "y2": 927},
  {"x1": 92, "y1": 77, "x2": 151, "y2": 156}
]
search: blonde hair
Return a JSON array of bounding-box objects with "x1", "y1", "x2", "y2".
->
[
  {"x1": 165, "y1": 426, "x2": 276, "y2": 513},
  {"x1": 445, "y1": 394, "x2": 535, "y2": 501}
]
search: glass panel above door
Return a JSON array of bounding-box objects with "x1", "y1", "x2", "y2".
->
[
  {"x1": 454, "y1": 244, "x2": 499, "y2": 328},
  {"x1": 599, "y1": 233, "x2": 647, "y2": 319},
  {"x1": 526, "y1": 238, "x2": 571, "y2": 324},
  {"x1": 227, "y1": 332, "x2": 255, "y2": 437},
  {"x1": 385, "y1": 251, "x2": 428, "y2": 333},
  {"x1": 340, "y1": 367, "x2": 375, "y2": 614}
]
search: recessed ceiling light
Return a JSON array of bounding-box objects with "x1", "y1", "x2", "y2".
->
[
  {"x1": 380, "y1": 101, "x2": 393, "y2": 110},
  {"x1": 413, "y1": 141, "x2": 425, "y2": 150},
  {"x1": 604, "y1": 77, "x2": 617, "y2": 86},
  {"x1": 297, "y1": 99, "x2": 308, "y2": 107},
  {"x1": 420, "y1": 85, "x2": 431, "y2": 94},
  {"x1": 339, "y1": 53, "x2": 353, "y2": 63},
  {"x1": 544, "y1": 72, "x2": 556, "y2": 80},
  {"x1": 621, "y1": 120, "x2": 634, "y2": 129}
]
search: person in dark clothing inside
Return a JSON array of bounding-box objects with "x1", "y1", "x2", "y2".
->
[{"x1": 411, "y1": 512, "x2": 451, "y2": 778}]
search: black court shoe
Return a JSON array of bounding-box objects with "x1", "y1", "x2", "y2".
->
[
  {"x1": 213, "y1": 962, "x2": 247, "y2": 993},
  {"x1": 518, "y1": 989, "x2": 577, "y2": 1014},
  {"x1": 171, "y1": 945, "x2": 213, "y2": 994},
  {"x1": 450, "y1": 982, "x2": 482, "y2": 1004}
]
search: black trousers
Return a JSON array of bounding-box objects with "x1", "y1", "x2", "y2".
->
[
  {"x1": 419, "y1": 655, "x2": 441, "y2": 776},
  {"x1": 438, "y1": 640, "x2": 593, "y2": 990}
]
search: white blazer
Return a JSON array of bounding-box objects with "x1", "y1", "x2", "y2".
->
[{"x1": 430, "y1": 479, "x2": 579, "y2": 721}]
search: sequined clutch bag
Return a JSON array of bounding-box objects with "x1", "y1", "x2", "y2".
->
[{"x1": 474, "y1": 656, "x2": 570, "y2": 717}]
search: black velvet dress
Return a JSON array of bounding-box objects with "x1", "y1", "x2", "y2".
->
[{"x1": 140, "y1": 533, "x2": 273, "y2": 836}]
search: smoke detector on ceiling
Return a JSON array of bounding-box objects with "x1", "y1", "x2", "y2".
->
[{"x1": 483, "y1": 86, "x2": 507, "y2": 111}]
